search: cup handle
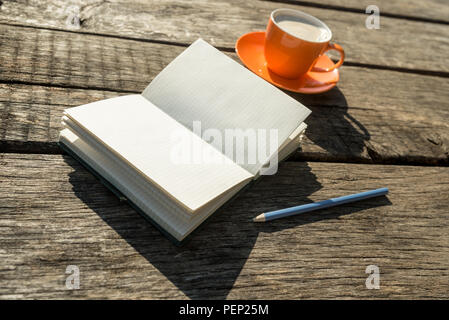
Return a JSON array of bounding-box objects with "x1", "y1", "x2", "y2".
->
[{"x1": 312, "y1": 43, "x2": 345, "y2": 72}]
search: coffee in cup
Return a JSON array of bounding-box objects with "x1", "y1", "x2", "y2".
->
[{"x1": 264, "y1": 9, "x2": 344, "y2": 79}]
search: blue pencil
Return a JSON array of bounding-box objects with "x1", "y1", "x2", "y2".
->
[{"x1": 253, "y1": 187, "x2": 389, "y2": 222}]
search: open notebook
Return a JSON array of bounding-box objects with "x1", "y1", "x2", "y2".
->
[{"x1": 59, "y1": 39, "x2": 311, "y2": 244}]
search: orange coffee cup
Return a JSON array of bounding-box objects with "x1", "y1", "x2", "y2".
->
[{"x1": 264, "y1": 8, "x2": 344, "y2": 79}]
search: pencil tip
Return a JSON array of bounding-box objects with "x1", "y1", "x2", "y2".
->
[{"x1": 253, "y1": 214, "x2": 265, "y2": 222}]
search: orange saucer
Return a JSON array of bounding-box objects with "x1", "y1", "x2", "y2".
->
[{"x1": 235, "y1": 31, "x2": 339, "y2": 94}]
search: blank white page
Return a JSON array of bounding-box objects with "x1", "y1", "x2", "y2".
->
[
  {"x1": 64, "y1": 95, "x2": 253, "y2": 212},
  {"x1": 142, "y1": 39, "x2": 311, "y2": 175}
]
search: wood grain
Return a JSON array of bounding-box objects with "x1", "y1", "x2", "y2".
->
[
  {"x1": 269, "y1": 0, "x2": 449, "y2": 23},
  {"x1": 0, "y1": 153, "x2": 447, "y2": 299},
  {"x1": 1, "y1": 0, "x2": 449, "y2": 73},
  {"x1": 0, "y1": 24, "x2": 184, "y2": 92},
  {"x1": 1, "y1": 25, "x2": 448, "y2": 164}
]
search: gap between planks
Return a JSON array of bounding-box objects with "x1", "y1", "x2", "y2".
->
[{"x1": 0, "y1": 79, "x2": 139, "y2": 94}]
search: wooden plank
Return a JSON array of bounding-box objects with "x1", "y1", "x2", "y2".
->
[
  {"x1": 1, "y1": 25, "x2": 448, "y2": 164},
  {"x1": 3, "y1": 80, "x2": 449, "y2": 165},
  {"x1": 0, "y1": 153, "x2": 447, "y2": 299},
  {"x1": 270, "y1": 0, "x2": 449, "y2": 23},
  {"x1": 1, "y1": 0, "x2": 449, "y2": 73},
  {"x1": 0, "y1": 24, "x2": 185, "y2": 92},
  {"x1": 0, "y1": 84, "x2": 120, "y2": 154}
]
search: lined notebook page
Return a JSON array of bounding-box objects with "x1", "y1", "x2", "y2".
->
[
  {"x1": 142, "y1": 39, "x2": 311, "y2": 175},
  {"x1": 64, "y1": 95, "x2": 253, "y2": 212}
]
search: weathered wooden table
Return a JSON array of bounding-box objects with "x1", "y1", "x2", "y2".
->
[{"x1": 0, "y1": 0, "x2": 448, "y2": 299}]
